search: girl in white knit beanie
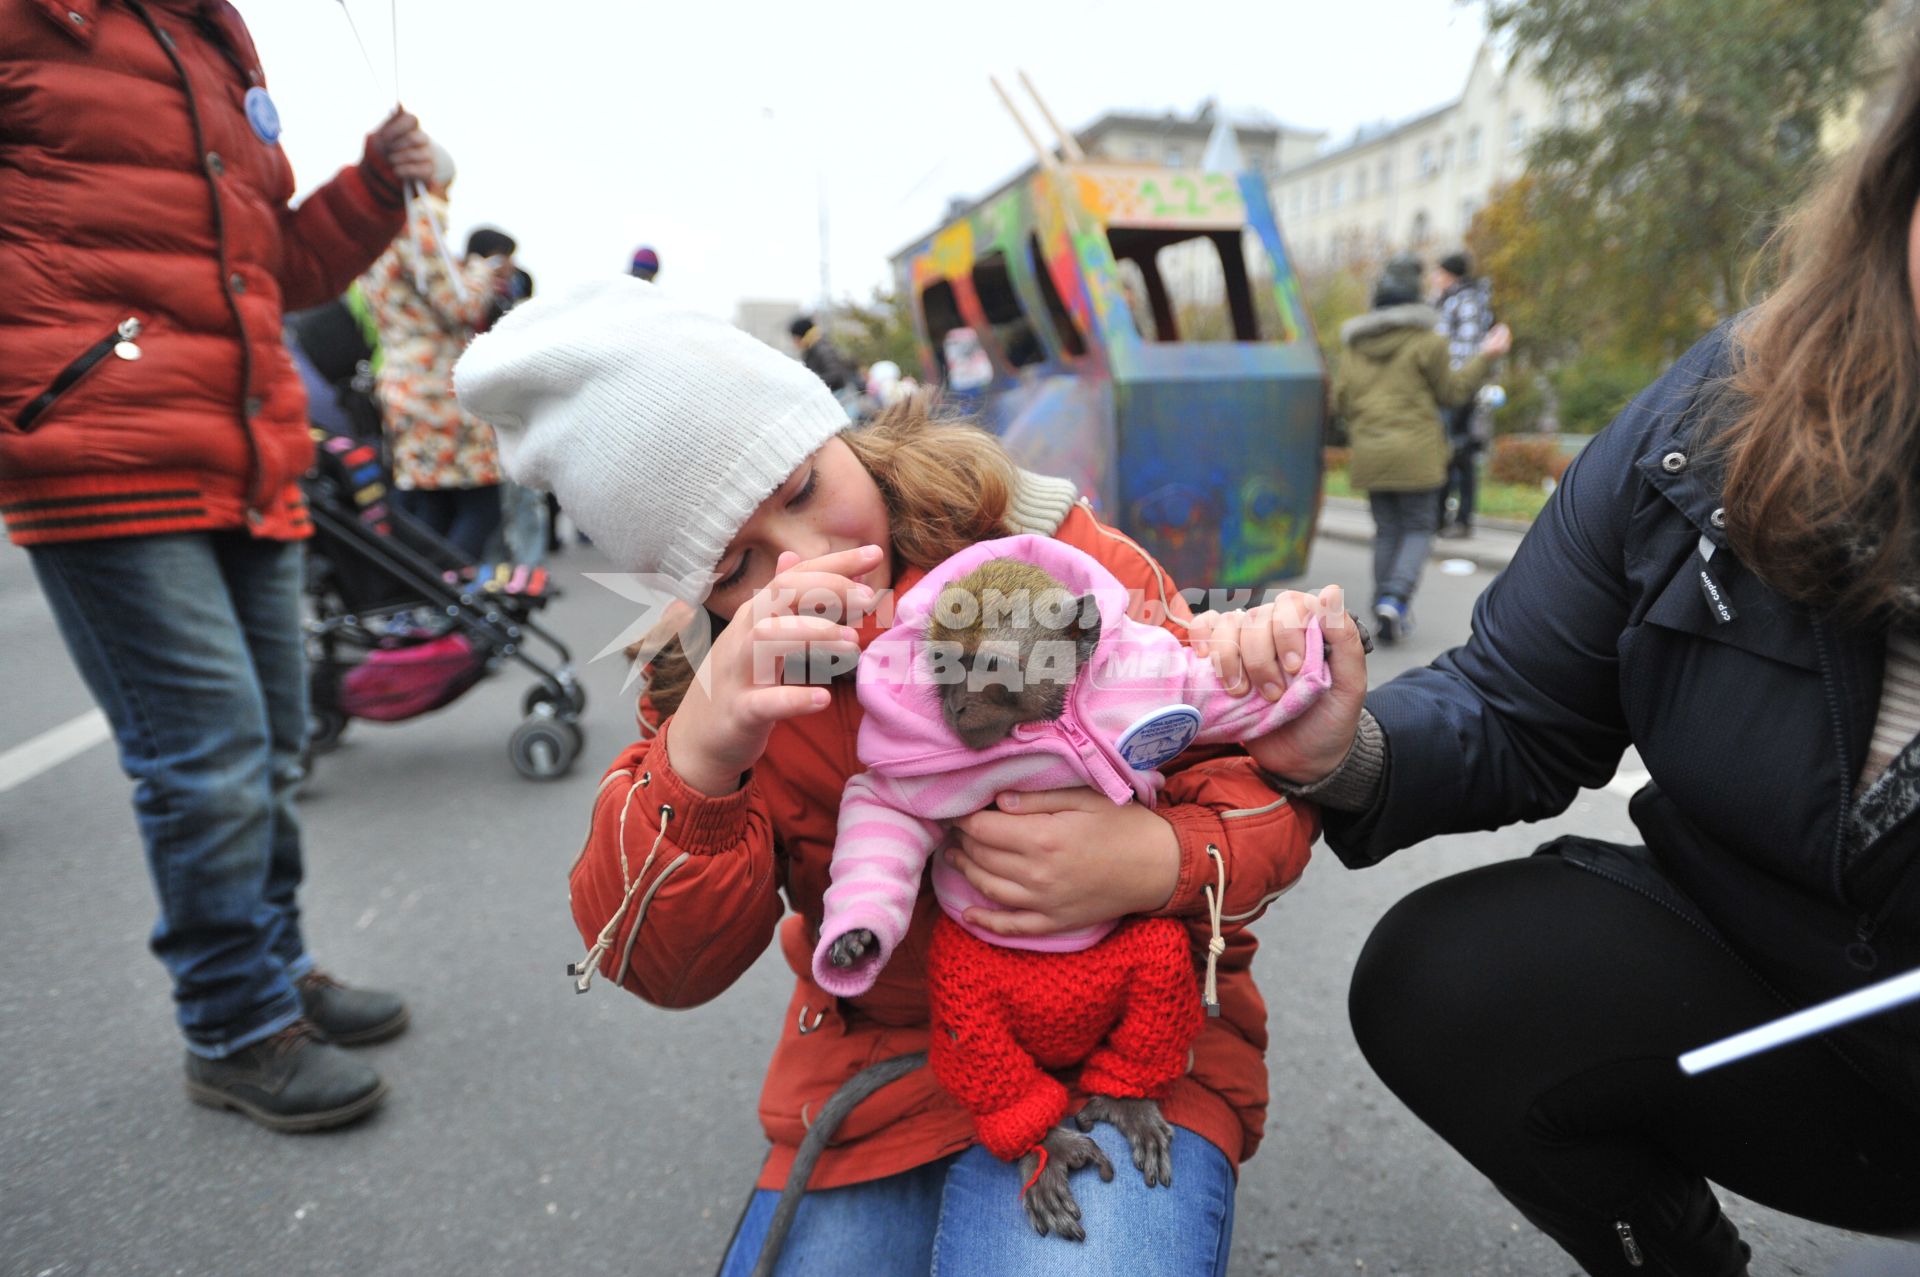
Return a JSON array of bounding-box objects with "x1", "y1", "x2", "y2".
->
[{"x1": 453, "y1": 277, "x2": 1343, "y2": 1276}]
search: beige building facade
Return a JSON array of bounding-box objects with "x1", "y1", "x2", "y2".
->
[
  {"x1": 1272, "y1": 43, "x2": 1560, "y2": 271},
  {"x1": 1075, "y1": 103, "x2": 1325, "y2": 182}
]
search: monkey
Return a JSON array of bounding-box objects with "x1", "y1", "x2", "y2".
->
[
  {"x1": 923, "y1": 557, "x2": 1104, "y2": 750},
  {"x1": 754, "y1": 537, "x2": 1342, "y2": 1273},
  {"x1": 827, "y1": 557, "x2": 1177, "y2": 1243}
]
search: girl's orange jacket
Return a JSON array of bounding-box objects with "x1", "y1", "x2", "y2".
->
[{"x1": 569, "y1": 504, "x2": 1318, "y2": 1191}]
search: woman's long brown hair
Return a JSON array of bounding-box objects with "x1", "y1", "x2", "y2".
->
[
  {"x1": 1721, "y1": 43, "x2": 1920, "y2": 623},
  {"x1": 640, "y1": 395, "x2": 1022, "y2": 719}
]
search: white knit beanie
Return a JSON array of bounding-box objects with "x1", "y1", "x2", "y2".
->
[{"x1": 453, "y1": 277, "x2": 851, "y2": 592}]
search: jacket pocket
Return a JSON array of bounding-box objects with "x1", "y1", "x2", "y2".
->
[{"x1": 14, "y1": 317, "x2": 144, "y2": 432}]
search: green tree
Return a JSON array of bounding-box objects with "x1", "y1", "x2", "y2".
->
[
  {"x1": 1481, "y1": 0, "x2": 1880, "y2": 365},
  {"x1": 830, "y1": 287, "x2": 923, "y2": 376}
]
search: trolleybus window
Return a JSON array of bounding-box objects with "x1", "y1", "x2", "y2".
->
[
  {"x1": 969, "y1": 251, "x2": 1046, "y2": 369},
  {"x1": 1026, "y1": 234, "x2": 1087, "y2": 359},
  {"x1": 918, "y1": 279, "x2": 966, "y2": 378},
  {"x1": 1107, "y1": 226, "x2": 1261, "y2": 343}
]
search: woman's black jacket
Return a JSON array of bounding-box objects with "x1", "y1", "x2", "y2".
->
[{"x1": 1325, "y1": 324, "x2": 1918, "y2": 1108}]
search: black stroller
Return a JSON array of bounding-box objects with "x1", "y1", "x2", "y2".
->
[{"x1": 289, "y1": 301, "x2": 586, "y2": 781}]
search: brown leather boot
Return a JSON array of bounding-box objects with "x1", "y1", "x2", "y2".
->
[
  {"x1": 296, "y1": 969, "x2": 409, "y2": 1045},
  {"x1": 184, "y1": 1020, "x2": 388, "y2": 1133}
]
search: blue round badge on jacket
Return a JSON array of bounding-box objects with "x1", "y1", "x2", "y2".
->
[
  {"x1": 1115, "y1": 705, "x2": 1203, "y2": 771},
  {"x1": 245, "y1": 87, "x2": 282, "y2": 144}
]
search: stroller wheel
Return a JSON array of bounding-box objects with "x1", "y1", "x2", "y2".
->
[
  {"x1": 510, "y1": 716, "x2": 583, "y2": 781},
  {"x1": 308, "y1": 706, "x2": 349, "y2": 755},
  {"x1": 523, "y1": 678, "x2": 587, "y2": 719}
]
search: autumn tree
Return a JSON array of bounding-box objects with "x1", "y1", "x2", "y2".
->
[{"x1": 1481, "y1": 0, "x2": 1881, "y2": 366}]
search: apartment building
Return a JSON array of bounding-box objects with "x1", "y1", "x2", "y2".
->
[{"x1": 1271, "y1": 42, "x2": 1559, "y2": 271}]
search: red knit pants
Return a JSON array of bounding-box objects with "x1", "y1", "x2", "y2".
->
[{"x1": 926, "y1": 913, "x2": 1204, "y2": 1162}]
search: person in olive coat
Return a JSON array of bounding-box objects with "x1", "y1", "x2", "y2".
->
[{"x1": 1331, "y1": 254, "x2": 1509, "y2": 641}]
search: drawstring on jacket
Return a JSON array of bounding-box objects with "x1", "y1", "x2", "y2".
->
[
  {"x1": 567, "y1": 771, "x2": 687, "y2": 992},
  {"x1": 1201, "y1": 844, "x2": 1226, "y2": 1015}
]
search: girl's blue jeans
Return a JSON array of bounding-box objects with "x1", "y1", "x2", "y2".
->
[
  {"x1": 29, "y1": 531, "x2": 313, "y2": 1058},
  {"x1": 719, "y1": 1123, "x2": 1235, "y2": 1276}
]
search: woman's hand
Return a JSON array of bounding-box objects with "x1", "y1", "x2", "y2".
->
[
  {"x1": 1189, "y1": 584, "x2": 1370, "y2": 785},
  {"x1": 946, "y1": 787, "x2": 1179, "y2": 937},
  {"x1": 665, "y1": 545, "x2": 880, "y2": 796},
  {"x1": 371, "y1": 109, "x2": 435, "y2": 183},
  {"x1": 1481, "y1": 323, "x2": 1513, "y2": 358}
]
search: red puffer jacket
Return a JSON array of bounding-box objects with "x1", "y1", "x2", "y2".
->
[{"x1": 0, "y1": 0, "x2": 406, "y2": 545}]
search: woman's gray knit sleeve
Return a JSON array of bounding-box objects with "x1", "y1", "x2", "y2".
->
[{"x1": 1263, "y1": 710, "x2": 1387, "y2": 813}]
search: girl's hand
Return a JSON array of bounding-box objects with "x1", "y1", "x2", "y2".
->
[
  {"x1": 946, "y1": 787, "x2": 1179, "y2": 937},
  {"x1": 1191, "y1": 585, "x2": 1369, "y2": 785},
  {"x1": 665, "y1": 545, "x2": 881, "y2": 796}
]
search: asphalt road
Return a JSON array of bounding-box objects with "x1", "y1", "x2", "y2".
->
[{"x1": 0, "y1": 531, "x2": 1909, "y2": 1277}]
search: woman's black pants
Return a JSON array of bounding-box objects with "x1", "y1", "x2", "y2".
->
[{"x1": 1348, "y1": 855, "x2": 1920, "y2": 1275}]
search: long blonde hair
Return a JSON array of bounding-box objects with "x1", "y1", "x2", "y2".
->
[{"x1": 641, "y1": 395, "x2": 1020, "y2": 718}]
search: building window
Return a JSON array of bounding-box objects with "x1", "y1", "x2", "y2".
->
[
  {"x1": 1411, "y1": 210, "x2": 1430, "y2": 244},
  {"x1": 1290, "y1": 187, "x2": 1304, "y2": 217},
  {"x1": 1355, "y1": 167, "x2": 1367, "y2": 200},
  {"x1": 1330, "y1": 175, "x2": 1344, "y2": 207},
  {"x1": 1378, "y1": 158, "x2": 1391, "y2": 191},
  {"x1": 1461, "y1": 197, "x2": 1480, "y2": 229},
  {"x1": 1508, "y1": 112, "x2": 1527, "y2": 154},
  {"x1": 1441, "y1": 137, "x2": 1455, "y2": 170},
  {"x1": 1166, "y1": 145, "x2": 1185, "y2": 167},
  {"x1": 1418, "y1": 143, "x2": 1436, "y2": 179},
  {"x1": 1465, "y1": 126, "x2": 1483, "y2": 165},
  {"x1": 1131, "y1": 140, "x2": 1151, "y2": 161}
]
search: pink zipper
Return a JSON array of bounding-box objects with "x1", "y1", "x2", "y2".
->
[{"x1": 1055, "y1": 717, "x2": 1134, "y2": 802}]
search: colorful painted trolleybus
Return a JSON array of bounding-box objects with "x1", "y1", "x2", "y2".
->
[{"x1": 890, "y1": 156, "x2": 1326, "y2": 592}]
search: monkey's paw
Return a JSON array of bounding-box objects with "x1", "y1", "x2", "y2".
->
[
  {"x1": 1017, "y1": 1125, "x2": 1114, "y2": 1241},
  {"x1": 1075, "y1": 1094, "x2": 1175, "y2": 1188},
  {"x1": 827, "y1": 929, "x2": 875, "y2": 969}
]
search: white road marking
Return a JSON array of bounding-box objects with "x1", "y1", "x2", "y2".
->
[{"x1": 0, "y1": 709, "x2": 111, "y2": 794}]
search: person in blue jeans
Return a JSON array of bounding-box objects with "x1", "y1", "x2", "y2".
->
[
  {"x1": 2, "y1": 2, "x2": 422, "y2": 1132},
  {"x1": 30, "y1": 535, "x2": 409, "y2": 1120},
  {"x1": 719, "y1": 1125, "x2": 1236, "y2": 1275}
]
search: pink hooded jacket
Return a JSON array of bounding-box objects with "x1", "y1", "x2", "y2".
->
[{"x1": 811, "y1": 535, "x2": 1329, "y2": 997}]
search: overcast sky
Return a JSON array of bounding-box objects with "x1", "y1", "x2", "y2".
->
[{"x1": 244, "y1": 0, "x2": 1490, "y2": 321}]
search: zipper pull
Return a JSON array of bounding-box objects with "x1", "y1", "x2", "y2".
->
[
  {"x1": 1847, "y1": 915, "x2": 1879, "y2": 972},
  {"x1": 1615, "y1": 1220, "x2": 1645, "y2": 1268},
  {"x1": 114, "y1": 317, "x2": 143, "y2": 361}
]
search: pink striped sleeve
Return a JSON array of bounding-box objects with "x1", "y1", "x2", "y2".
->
[
  {"x1": 813, "y1": 771, "x2": 945, "y2": 997},
  {"x1": 1188, "y1": 616, "x2": 1331, "y2": 745}
]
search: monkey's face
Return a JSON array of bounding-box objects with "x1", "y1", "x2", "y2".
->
[
  {"x1": 924, "y1": 562, "x2": 1103, "y2": 750},
  {"x1": 937, "y1": 645, "x2": 1070, "y2": 749}
]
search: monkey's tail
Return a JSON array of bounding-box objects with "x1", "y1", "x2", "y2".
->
[{"x1": 751, "y1": 1050, "x2": 929, "y2": 1277}]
